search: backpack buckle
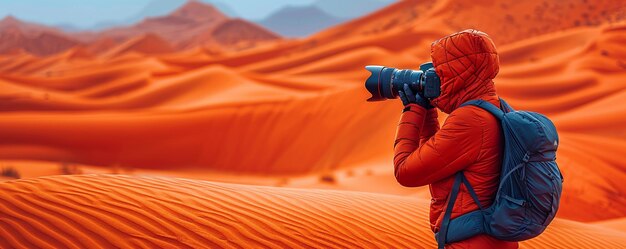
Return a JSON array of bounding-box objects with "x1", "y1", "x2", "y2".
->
[{"x1": 523, "y1": 153, "x2": 530, "y2": 163}]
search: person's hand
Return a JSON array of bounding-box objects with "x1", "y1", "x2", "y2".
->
[{"x1": 398, "y1": 84, "x2": 434, "y2": 109}]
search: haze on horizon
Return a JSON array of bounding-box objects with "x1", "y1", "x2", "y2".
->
[{"x1": 0, "y1": 0, "x2": 316, "y2": 28}]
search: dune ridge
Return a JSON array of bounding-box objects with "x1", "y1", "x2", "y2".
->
[{"x1": 1, "y1": 174, "x2": 626, "y2": 249}]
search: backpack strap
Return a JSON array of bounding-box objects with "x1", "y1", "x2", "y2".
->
[
  {"x1": 436, "y1": 172, "x2": 484, "y2": 248},
  {"x1": 499, "y1": 98, "x2": 515, "y2": 112},
  {"x1": 460, "y1": 99, "x2": 507, "y2": 120},
  {"x1": 437, "y1": 172, "x2": 463, "y2": 248},
  {"x1": 461, "y1": 174, "x2": 483, "y2": 210}
]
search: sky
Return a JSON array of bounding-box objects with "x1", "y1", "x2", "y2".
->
[{"x1": 0, "y1": 0, "x2": 316, "y2": 28}]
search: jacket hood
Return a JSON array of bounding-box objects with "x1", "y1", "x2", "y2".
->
[{"x1": 430, "y1": 29, "x2": 500, "y2": 114}]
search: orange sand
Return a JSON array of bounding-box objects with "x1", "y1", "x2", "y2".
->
[
  {"x1": 593, "y1": 218, "x2": 626, "y2": 233},
  {"x1": 1, "y1": 175, "x2": 626, "y2": 249}
]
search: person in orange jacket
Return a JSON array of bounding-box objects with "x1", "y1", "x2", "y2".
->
[{"x1": 394, "y1": 29, "x2": 519, "y2": 249}]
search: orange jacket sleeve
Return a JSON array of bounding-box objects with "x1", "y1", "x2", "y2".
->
[
  {"x1": 393, "y1": 104, "x2": 482, "y2": 187},
  {"x1": 419, "y1": 108, "x2": 439, "y2": 146}
]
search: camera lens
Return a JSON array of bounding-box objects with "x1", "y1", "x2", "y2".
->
[
  {"x1": 365, "y1": 66, "x2": 423, "y2": 102},
  {"x1": 365, "y1": 62, "x2": 440, "y2": 102}
]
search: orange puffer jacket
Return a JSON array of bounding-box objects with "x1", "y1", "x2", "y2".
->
[{"x1": 393, "y1": 30, "x2": 518, "y2": 249}]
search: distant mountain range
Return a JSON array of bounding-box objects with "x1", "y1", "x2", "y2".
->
[
  {"x1": 86, "y1": 0, "x2": 239, "y2": 31},
  {"x1": 0, "y1": 1, "x2": 278, "y2": 56},
  {"x1": 53, "y1": 0, "x2": 395, "y2": 37},
  {"x1": 0, "y1": 16, "x2": 80, "y2": 56},
  {"x1": 0, "y1": 0, "x2": 396, "y2": 56}
]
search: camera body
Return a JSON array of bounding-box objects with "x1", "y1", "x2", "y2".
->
[{"x1": 364, "y1": 62, "x2": 441, "y2": 102}]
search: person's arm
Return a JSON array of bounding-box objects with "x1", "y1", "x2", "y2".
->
[
  {"x1": 419, "y1": 108, "x2": 439, "y2": 146},
  {"x1": 393, "y1": 106, "x2": 482, "y2": 187},
  {"x1": 397, "y1": 83, "x2": 436, "y2": 148}
]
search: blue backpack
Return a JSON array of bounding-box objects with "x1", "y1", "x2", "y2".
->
[{"x1": 435, "y1": 98, "x2": 563, "y2": 248}]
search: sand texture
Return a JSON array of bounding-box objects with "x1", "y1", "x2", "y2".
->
[{"x1": 1, "y1": 175, "x2": 626, "y2": 249}]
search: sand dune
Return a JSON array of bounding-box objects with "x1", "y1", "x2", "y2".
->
[
  {"x1": 594, "y1": 218, "x2": 626, "y2": 233},
  {"x1": 493, "y1": 24, "x2": 626, "y2": 221},
  {"x1": 0, "y1": 174, "x2": 625, "y2": 248},
  {"x1": 422, "y1": 0, "x2": 626, "y2": 44}
]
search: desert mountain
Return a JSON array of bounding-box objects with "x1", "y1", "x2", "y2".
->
[
  {"x1": 184, "y1": 19, "x2": 279, "y2": 51},
  {"x1": 89, "y1": 1, "x2": 229, "y2": 44},
  {"x1": 0, "y1": 15, "x2": 63, "y2": 35},
  {"x1": 80, "y1": 1, "x2": 279, "y2": 53},
  {"x1": 259, "y1": 6, "x2": 346, "y2": 37},
  {"x1": 88, "y1": 1, "x2": 278, "y2": 48},
  {"x1": 0, "y1": 16, "x2": 80, "y2": 56},
  {"x1": 89, "y1": 0, "x2": 239, "y2": 31}
]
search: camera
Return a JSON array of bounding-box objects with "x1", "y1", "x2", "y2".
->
[{"x1": 364, "y1": 62, "x2": 441, "y2": 102}]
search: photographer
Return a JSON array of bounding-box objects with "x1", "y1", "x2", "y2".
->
[{"x1": 393, "y1": 30, "x2": 519, "y2": 249}]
